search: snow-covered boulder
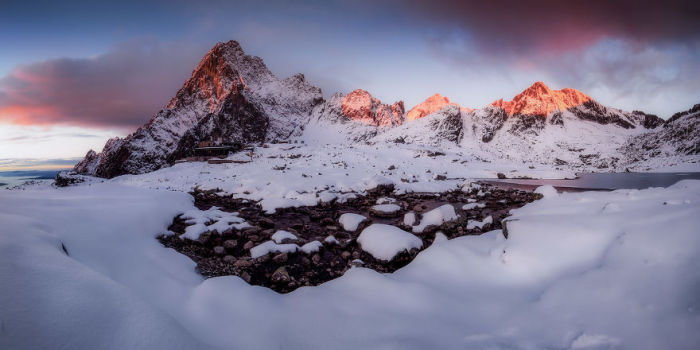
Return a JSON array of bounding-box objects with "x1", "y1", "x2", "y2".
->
[
  {"x1": 324, "y1": 235, "x2": 339, "y2": 244},
  {"x1": 370, "y1": 204, "x2": 401, "y2": 217},
  {"x1": 412, "y1": 204, "x2": 458, "y2": 233},
  {"x1": 357, "y1": 224, "x2": 423, "y2": 261},
  {"x1": 180, "y1": 207, "x2": 249, "y2": 240},
  {"x1": 300, "y1": 241, "x2": 322, "y2": 254},
  {"x1": 271, "y1": 230, "x2": 297, "y2": 244},
  {"x1": 250, "y1": 241, "x2": 299, "y2": 259},
  {"x1": 363, "y1": 175, "x2": 394, "y2": 193},
  {"x1": 403, "y1": 212, "x2": 416, "y2": 226},
  {"x1": 376, "y1": 197, "x2": 396, "y2": 204},
  {"x1": 338, "y1": 213, "x2": 367, "y2": 231},
  {"x1": 462, "y1": 202, "x2": 485, "y2": 210}
]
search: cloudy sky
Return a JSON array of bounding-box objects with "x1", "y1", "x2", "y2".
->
[{"x1": 1, "y1": 0, "x2": 698, "y2": 167}]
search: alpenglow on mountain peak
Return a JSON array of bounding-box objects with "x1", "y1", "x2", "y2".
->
[{"x1": 491, "y1": 81, "x2": 592, "y2": 116}]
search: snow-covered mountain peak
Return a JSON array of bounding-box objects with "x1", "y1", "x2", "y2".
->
[
  {"x1": 491, "y1": 81, "x2": 591, "y2": 116},
  {"x1": 340, "y1": 89, "x2": 405, "y2": 127},
  {"x1": 406, "y1": 93, "x2": 463, "y2": 122},
  {"x1": 523, "y1": 81, "x2": 551, "y2": 95},
  {"x1": 165, "y1": 40, "x2": 275, "y2": 112},
  {"x1": 73, "y1": 40, "x2": 695, "y2": 179},
  {"x1": 75, "y1": 40, "x2": 322, "y2": 178},
  {"x1": 405, "y1": 93, "x2": 475, "y2": 123}
]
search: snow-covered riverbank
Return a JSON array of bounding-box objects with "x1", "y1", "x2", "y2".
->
[
  {"x1": 53, "y1": 142, "x2": 579, "y2": 212},
  {"x1": 1, "y1": 178, "x2": 699, "y2": 349}
]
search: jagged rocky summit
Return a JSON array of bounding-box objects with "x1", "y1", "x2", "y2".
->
[
  {"x1": 75, "y1": 40, "x2": 323, "y2": 178},
  {"x1": 75, "y1": 40, "x2": 698, "y2": 178}
]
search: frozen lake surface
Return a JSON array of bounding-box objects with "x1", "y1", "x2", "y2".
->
[{"x1": 484, "y1": 172, "x2": 700, "y2": 190}]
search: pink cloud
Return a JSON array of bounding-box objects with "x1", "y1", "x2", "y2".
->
[{"x1": 0, "y1": 39, "x2": 206, "y2": 130}]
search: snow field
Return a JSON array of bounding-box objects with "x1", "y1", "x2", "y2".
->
[{"x1": 1, "y1": 180, "x2": 699, "y2": 349}]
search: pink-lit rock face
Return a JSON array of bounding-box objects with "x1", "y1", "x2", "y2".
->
[
  {"x1": 341, "y1": 89, "x2": 404, "y2": 127},
  {"x1": 406, "y1": 93, "x2": 452, "y2": 122},
  {"x1": 406, "y1": 94, "x2": 472, "y2": 122},
  {"x1": 491, "y1": 81, "x2": 591, "y2": 116},
  {"x1": 166, "y1": 41, "x2": 243, "y2": 113}
]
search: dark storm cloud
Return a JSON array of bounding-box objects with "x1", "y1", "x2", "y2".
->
[
  {"x1": 0, "y1": 39, "x2": 206, "y2": 129},
  {"x1": 404, "y1": 0, "x2": 700, "y2": 54}
]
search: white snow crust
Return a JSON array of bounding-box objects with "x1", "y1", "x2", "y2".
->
[
  {"x1": 338, "y1": 213, "x2": 367, "y2": 231},
  {"x1": 250, "y1": 241, "x2": 299, "y2": 259},
  {"x1": 370, "y1": 203, "x2": 401, "y2": 214},
  {"x1": 180, "y1": 207, "x2": 249, "y2": 240},
  {"x1": 300, "y1": 241, "x2": 322, "y2": 254},
  {"x1": 466, "y1": 215, "x2": 494, "y2": 230},
  {"x1": 357, "y1": 224, "x2": 424, "y2": 261},
  {"x1": 535, "y1": 185, "x2": 559, "y2": 198},
  {"x1": 412, "y1": 204, "x2": 458, "y2": 233},
  {"x1": 270, "y1": 230, "x2": 297, "y2": 244},
  {"x1": 462, "y1": 202, "x2": 486, "y2": 210},
  {"x1": 403, "y1": 212, "x2": 416, "y2": 226}
]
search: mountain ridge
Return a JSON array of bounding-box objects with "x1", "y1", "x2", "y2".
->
[{"x1": 74, "y1": 40, "x2": 698, "y2": 178}]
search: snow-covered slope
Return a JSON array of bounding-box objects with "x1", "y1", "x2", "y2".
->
[
  {"x1": 459, "y1": 105, "x2": 652, "y2": 171},
  {"x1": 75, "y1": 40, "x2": 322, "y2": 178},
  {"x1": 622, "y1": 104, "x2": 700, "y2": 170},
  {"x1": 303, "y1": 90, "x2": 405, "y2": 143},
  {"x1": 375, "y1": 105, "x2": 464, "y2": 146},
  {"x1": 374, "y1": 82, "x2": 681, "y2": 172}
]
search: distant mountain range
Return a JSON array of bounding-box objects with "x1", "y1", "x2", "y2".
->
[
  {"x1": 0, "y1": 169, "x2": 65, "y2": 187},
  {"x1": 75, "y1": 40, "x2": 699, "y2": 178}
]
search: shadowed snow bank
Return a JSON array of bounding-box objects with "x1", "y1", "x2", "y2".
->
[{"x1": 1, "y1": 180, "x2": 699, "y2": 349}]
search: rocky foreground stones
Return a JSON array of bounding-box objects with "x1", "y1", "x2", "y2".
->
[{"x1": 158, "y1": 183, "x2": 541, "y2": 293}]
